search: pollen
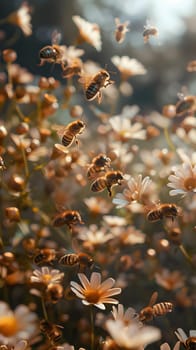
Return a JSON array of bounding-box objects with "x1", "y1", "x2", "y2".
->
[
  {"x1": 184, "y1": 177, "x2": 196, "y2": 191},
  {"x1": 0, "y1": 315, "x2": 18, "y2": 336},
  {"x1": 84, "y1": 289, "x2": 101, "y2": 304},
  {"x1": 42, "y1": 274, "x2": 53, "y2": 284}
]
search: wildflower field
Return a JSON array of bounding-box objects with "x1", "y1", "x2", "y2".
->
[{"x1": 0, "y1": 1, "x2": 195, "y2": 350}]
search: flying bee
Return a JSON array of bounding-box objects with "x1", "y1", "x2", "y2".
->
[
  {"x1": 87, "y1": 153, "x2": 111, "y2": 179},
  {"x1": 33, "y1": 248, "x2": 56, "y2": 265},
  {"x1": 53, "y1": 120, "x2": 85, "y2": 147},
  {"x1": 143, "y1": 21, "x2": 159, "y2": 43},
  {"x1": 39, "y1": 30, "x2": 66, "y2": 68},
  {"x1": 139, "y1": 291, "x2": 173, "y2": 322},
  {"x1": 175, "y1": 329, "x2": 196, "y2": 350},
  {"x1": 146, "y1": 203, "x2": 181, "y2": 222},
  {"x1": 59, "y1": 252, "x2": 94, "y2": 271},
  {"x1": 114, "y1": 18, "x2": 130, "y2": 44},
  {"x1": 52, "y1": 210, "x2": 84, "y2": 230},
  {"x1": 40, "y1": 319, "x2": 63, "y2": 344},
  {"x1": 79, "y1": 69, "x2": 114, "y2": 104},
  {"x1": 91, "y1": 170, "x2": 124, "y2": 196},
  {"x1": 175, "y1": 95, "x2": 196, "y2": 116}
]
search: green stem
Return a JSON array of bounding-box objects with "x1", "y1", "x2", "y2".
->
[
  {"x1": 41, "y1": 296, "x2": 48, "y2": 320},
  {"x1": 20, "y1": 141, "x2": 30, "y2": 180},
  {"x1": 164, "y1": 127, "x2": 176, "y2": 152},
  {"x1": 90, "y1": 305, "x2": 95, "y2": 350},
  {"x1": 179, "y1": 244, "x2": 193, "y2": 266}
]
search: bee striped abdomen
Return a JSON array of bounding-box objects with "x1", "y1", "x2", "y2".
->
[
  {"x1": 86, "y1": 83, "x2": 99, "y2": 100},
  {"x1": 62, "y1": 133, "x2": 74, "y2": 147},
  {"x1": 91, "y1": 177, "x2": 106, "y2": 193},
  {"x1": 147, "y1": 210, "x2": 162, "y2": 222},
  {"x1": 153, "y1": 302, "x2": 173, "y2": 316},
  {"x1": 59, "y1": 254, "x2": 78, "y2": 266}
]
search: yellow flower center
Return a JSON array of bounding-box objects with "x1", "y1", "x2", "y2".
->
[
  {"x1": 42, "y1": 274, "x2": 52, "y2": 284},
  {"x1": 84, "y1": 289, "x2": 101, "y2": 304},
  {"x1": 184, "y1": 177, "x2": 196, "y2": 191},
  {"x1": 0, "y1": 315, "x2": 18, "y2": 336}
]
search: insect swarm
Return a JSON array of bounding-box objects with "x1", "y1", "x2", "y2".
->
[
  {"x1": 114, "y1": 18, "x2": 130, "y2": 44},
  {"x1": 139, "y1": 291, "x2": 173, "y2": 322},
  {"x1": 87, "y1": 153, "x2": 111, "y2": 179},
  {"x1": 52, "y1": 210, "x2": 84, "y2": 230},
  {"x1": 78, "y1": 69, "x2": 114, "y2": 104},
  {"x1": 39, "y1": 30, "x2": 66, "y2": 68},
  {"x1": 91, "y1": 170, "x2": 124, "y2": 196},
  {"x1": 53, "y1": 120, "x2": 85, "y2": 147},
  {"x1": 146, "y1": 203, "x2": 181, "y2": 222}
]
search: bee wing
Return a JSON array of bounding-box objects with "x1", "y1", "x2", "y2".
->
[
  {"x1": 149, "y1": 291, "x2": 158, "y2": 306},
  {"x1": 51, "y1": 30, "x2": 62, "y2": 45},
  {"x1": 52, "y1": 124, "x2": 67, "y2": 137},
  {"x1": 115, "y1": 17, "x2": 120, "y2": 26},
  {"x1": 78, "y1": 74, "x2": 93, "y2": 89}
]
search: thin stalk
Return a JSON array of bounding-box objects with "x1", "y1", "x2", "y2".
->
[
  {"x1": 178, "y1": 244, "x2": 193, "y2": 266},
  {"x1": 20, "y1": 142, "x2": 30, "y2": 180},
  {"x1": 90, "y1": 305, "x2": 95, "y2": 350},
  {"x1": 41, "y1": 296, "x2": 48, "y2": 320},
  {"x1": 15, "y1": 104, "x2": 25, "y2": 121},
  {"x1": 164, "y1": 127, "x2": 176, "y2": 153}
]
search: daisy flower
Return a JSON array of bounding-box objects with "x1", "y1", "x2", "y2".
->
[
  {"x1": 113, "y1": 174, "x2": 153, "y2": 208},
  {"x1": 167, "y1": 160, "x2": 196, "y2": 197},
  {"x1": 105, "y1": 319, "x2": 161, "y2": 349},
  {"x1": 6, "y1": 2, "x2": 32, "y2": 36},
  {"x1": 155, "y1": 269, "x2": 185, "y2": 291},
  {"x1": 0, "y1": 302, "x2": 38, "y2": 346},
  {"x1": 111, "y1": 304, "x2": 140, "y2": 326},
  {"x1": 77, "y1": 224, "x2": 114, "y2": 247},
  {"x1": 83, "y1": 197, "x2": 112, "y2": 215},
  {"x1": 0, "y1": 340, "x2": 30, "y2": 350},
  {"x1": 160, "y1": 341, "x2": 180, "y2": 350},
  {"x1": 72, "y1": 16, "x2": 102, "y2": 51},
  {"x1": 109, "y1": 116, "x2": 146, "y2": 141},
  {"x1": 111, "y1": 56, "x2": 147, "y2": 80},
  {"x1": 70, "y1": 272, "x2": 121, "y2": 310},
  {"x1": 30, "y1": 266, "x2": 64, "y2": 286},
  {"x1": 175, "y1": 328, "x2": 196, "y2": 348}
]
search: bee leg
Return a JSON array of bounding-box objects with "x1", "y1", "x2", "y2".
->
[
  {"x1": 107, "y1": 186, "x2": 112, "y2": 196},
  {"x1": 97, "y1": 91, "x2": 102, "y2": 104}
]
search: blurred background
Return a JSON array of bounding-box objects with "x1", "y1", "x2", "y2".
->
[{"x1": 0, "y1": 0, "x2": 195, "y2": 112}]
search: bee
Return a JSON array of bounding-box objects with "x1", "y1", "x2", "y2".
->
[
  {"x1": 175, "y1": 329, "x2": 196, "y2": 350},
  {"x1": 143, "y1": 21, "x2": 159, "y2": 43},
  {"x1": 79, "y1": 69, "x2": 114, "y2": 104},
  {"x1": 59, "y1": 252, "x2": 94, "y2": 271},
  {"x1": 39, "y1": 30, "x2": 66, "y2": 68},
  {"x1": 53, "y1": 120, "x2": 85, "y2": 147},
  {"x1": 114, "y1": 18, "x2": 130, "y2": 44},
  {"x1": 52, "y1": 210, "x2": 84, "y2": 230},
  {"x1": 185, "y1": 337, "x2": 196, "y2": 350},
  {"x1": 139, "y1": 291, "x2": 173, "y2": 322},
  {"x1": 40, "y1": 319, "x2": 63, "y2": 344},
  {"x1": 33, "y1": 248, "x2": 56, "y2": 265},
  {"x1": 186, "y1": 60, "x2": 196, "y2": 73},
  {"x1": 91, "y1": 170, "x2": 124, "y2": 196},
  {"x1": 146, "y1": 203, "x2": 180, "y2": 222},
  {"x1": 175, "y1": 95, "x2": 196, "y2": 116},
  {"x1": 87, "y1": 153, "x2": 111, "y2": 179}
]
